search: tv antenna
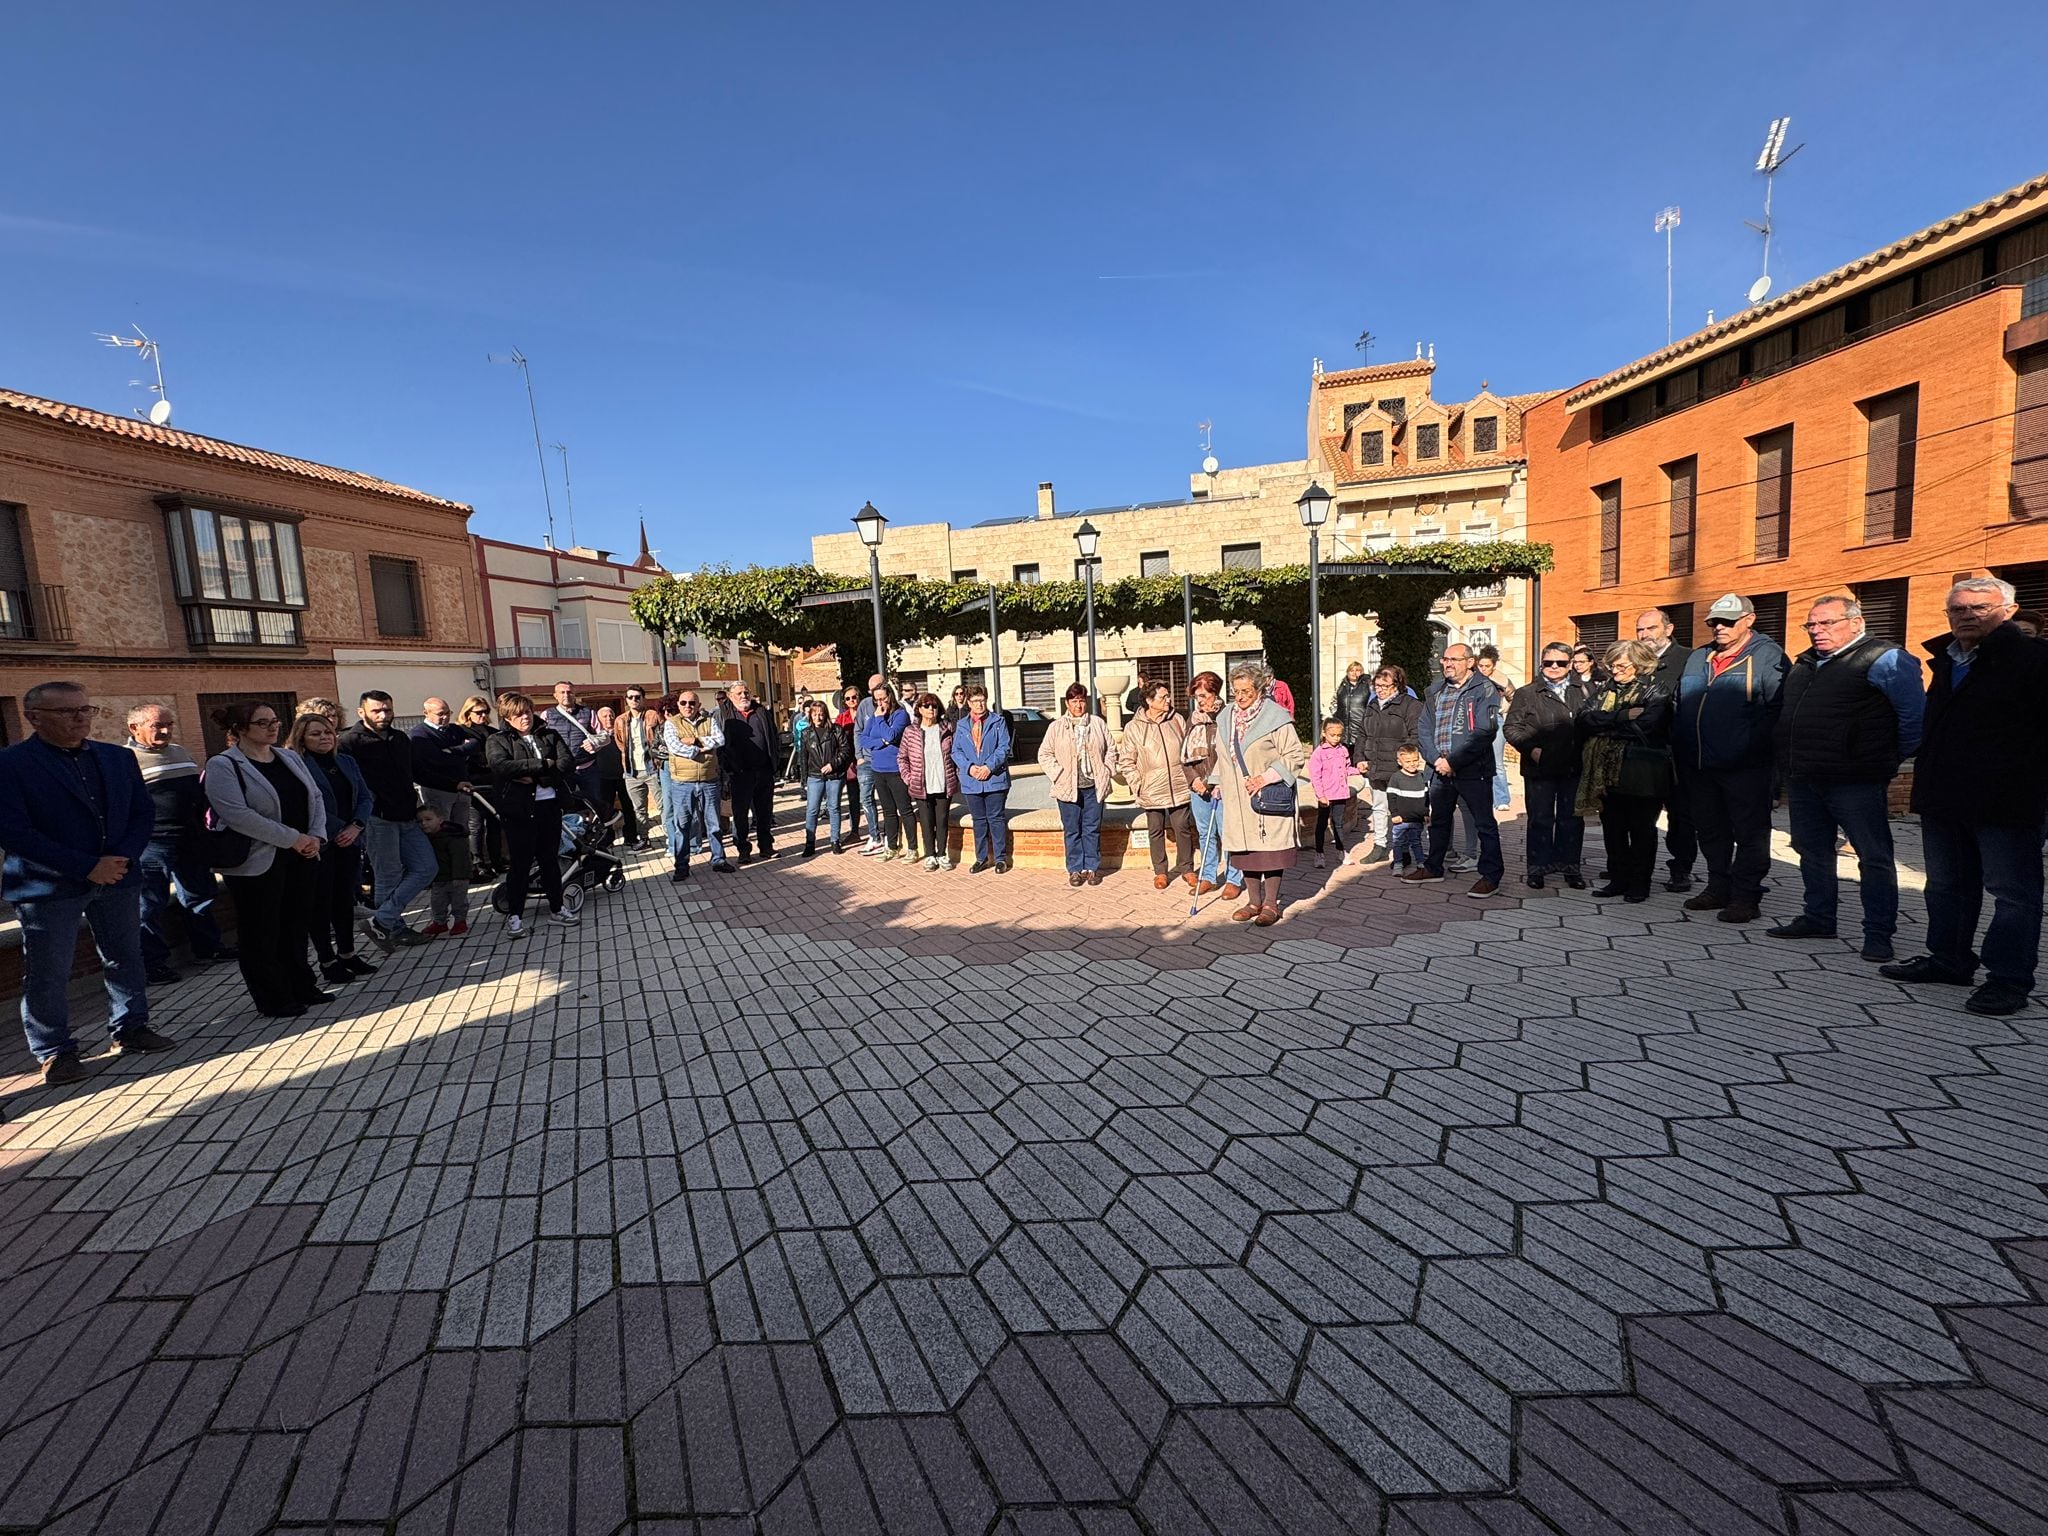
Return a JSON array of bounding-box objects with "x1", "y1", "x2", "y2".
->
[
  {"x1": 1197, "y1": 420, "x2": 1218, "y2": 476},
  {"x1": 1354, "y1": 329, "x2": 1376, "y2": 363},
  {"x1": 1653, "y1": 207, "x2": 1681, "y2": 345},
  {"x1": 1744, "y1": 116, "x2": 1804, "y2": 305},
  {"x1": 552, "y1": 442, "x2": 579, "y2": 548},
  {"x1": 488, "y1": 349, "x2": 557, "y2": 548},
  {"x1": 93, "y1": 325, "x2": 173, "y2": 425}
]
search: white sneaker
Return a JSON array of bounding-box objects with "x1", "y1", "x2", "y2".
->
[
  {"x1": 863, "y1": 840, "x2": 886, "y2": 856},
  {"x1": 1314, "y1": 854, "x2": 1326, "y2": 869},
  {"x1": 549, "y1": 908, "x2": 580, "y2": 927},
  {"x1": 506, "y1": 915, "x2": 526, "y2": 939},
  {"x1": 925, "y1": 855, "x2": 941, "y2": 871}
]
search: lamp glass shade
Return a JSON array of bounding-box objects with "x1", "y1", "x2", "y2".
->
[
  {"x1": 1296, "y1": 481, "x2": 1333, "y2": 528},
  {"x1": 853, "y1": 501, "x2": 887, "y2": 548},
  {"x1": 1074, "y1": 520, "x2": 1101, "y2": 559}
]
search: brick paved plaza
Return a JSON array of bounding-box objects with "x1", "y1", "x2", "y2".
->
[{"x1": 0, "y1": 804, "x2": 2042, "y2": 1535}]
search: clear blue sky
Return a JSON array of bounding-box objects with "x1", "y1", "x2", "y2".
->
[{"x1": 5, "y1": 3, "x2": 2045, "y2": 567}]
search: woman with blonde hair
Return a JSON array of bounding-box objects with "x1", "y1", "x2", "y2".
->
[
  {"x1": 1215, "y1": 661, "x2": 1307, "y2": 925},
  {"x1": 1576, "y1": 639, "x2": 1675, "y2": 903},
  {"x1": 296, "y1": 697, "x2": 341, "y2": 730},
  {"x1": 452, "y1": 695, "x2": 503, "y2": 876}
]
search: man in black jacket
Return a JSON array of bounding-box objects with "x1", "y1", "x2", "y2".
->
[
  {"x1": 410, "y1": 696, "x2": 479, "y2": 831},
  {"x1": 1504, "y1": 643, "x2": 1591, "y2": 889},
  {"x1": 721, "y1": 683, "x2": 782, "y2": 862},
  {"x1": 1881, "y1": 578, "x2": 2048, "y2": 1015},
  {"x1": 1636, "y1": 608, "x2": 1697, "y2": 890},
  {"x1": 340, "y1": 690, "x2": 435, "y2": 947}
]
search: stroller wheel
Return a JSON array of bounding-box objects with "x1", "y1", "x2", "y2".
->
[
  {"x1": 605, "y1": 869, "x2": 626, "y2": 891},
  {"x1": 561, "y1": 882, "x2": 586, "y2": 917},
  {"x1": 490, "y1": 883, "x2": 514, "y2": 916}
]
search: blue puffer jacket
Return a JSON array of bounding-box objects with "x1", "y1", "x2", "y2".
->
[
  {"x1": 950, "y1": 711, "x2": 1012, "y2": 795},
  {"x1": 1674, "y1": 634, "x2": 1790, "y2": 772}
]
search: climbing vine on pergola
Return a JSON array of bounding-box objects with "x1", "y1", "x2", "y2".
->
[{"x1": 629, "y1": 541, "x2": 1551, "y2": 725}]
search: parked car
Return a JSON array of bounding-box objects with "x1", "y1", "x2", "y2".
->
[{"x1": 1003, "y1": 707, "x2": 1051, "y2": 763}]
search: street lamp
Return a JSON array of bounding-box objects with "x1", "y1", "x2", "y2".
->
[
  {"x1": 1074, "y1": 519, "x2": 1101, "y2": 710},
  {"x1": 853, "y1": 501, "x2": 887, "y2": 675},
  {"x1": 1297, "y1": 481, "x2": 1332, "y2": 720}
]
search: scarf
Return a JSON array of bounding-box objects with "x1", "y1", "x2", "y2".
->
[{"x1": 1575, "y1": 679, "x2": 1640, "y2": 817}]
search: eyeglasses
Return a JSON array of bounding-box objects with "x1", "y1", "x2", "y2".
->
[
  {"x1": 248, "y1": 717, "x2": 280, "y2": 729},
  {"x1": 1802, "y1": 617, "x2": 1854, "y2": 630},
  {"x1": 32, "y1": 705, "x2": 98, "y2": 719}
]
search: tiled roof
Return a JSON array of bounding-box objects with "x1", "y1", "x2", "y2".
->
[
  {"x1": 1316, "y1": 358, "x2": 1435, "y2": 388},
  {"x1": 0, "y1": 388, "x2": 472, "y2": 513},
  {"x1": 1320, "y1": 389, "x2": 1548, "y2": 486},
  {"x1": 1565, "y1": 170, "x2": 2048, "y2": 409}
]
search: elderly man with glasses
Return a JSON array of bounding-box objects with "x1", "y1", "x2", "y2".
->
[
  {"x1": 663, "y1": 692, "x2": 736, "y2": 880},
  {"x1": 0, "y1": 682, "x2": 175, "y2": 1084}
]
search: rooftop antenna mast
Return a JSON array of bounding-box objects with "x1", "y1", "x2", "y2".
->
[
  {"x1": 488, "y1": 348, "x2": 557, "y2": 548},
  {"x1": 552, "y1": 442, "x2": 579, "y2": 548},
  {"x1": 93, "y1": 325, "x2": 174, "y2": 425},
  {"x1": 1354, "y1": 329, "x2": 1376, "y2": 363},
  {"x1": 1654, "y1": 206, "x2": 1681, "y2": 345},
  {"x1": 1197, "y1": 420, "x2": 1218, "y2": 477},
  {"x1": 1744, "y1": 116, "x2": 1804, "y2": 305}
]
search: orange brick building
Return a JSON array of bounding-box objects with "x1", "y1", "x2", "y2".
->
[
  {"x1": 0, "y1": 389, "x2": 483, "y2": 755},
  {"x1": 1524, "y1": 172, "x2": 2048, "y2": 656}
]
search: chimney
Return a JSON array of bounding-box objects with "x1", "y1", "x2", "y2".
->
[{"x1": 1036, "y1": 481, "x2": 1056, "y2": 520}]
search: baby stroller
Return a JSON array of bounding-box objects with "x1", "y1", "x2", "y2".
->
[{"x1": 472, "y1": 789, "x2": 628, "y2": 918}]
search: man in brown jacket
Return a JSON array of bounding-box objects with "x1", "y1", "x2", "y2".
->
[{"x1": 1115, "y1": 680, "x2": 1195, "y2": 889}]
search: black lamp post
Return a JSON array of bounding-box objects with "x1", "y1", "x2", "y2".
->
[
  {"x1": 853, "y1": 501, "x2": 887, "y2": 673},
  {"x1": 1074, "y1": 519, "x2": 1100, "y2": 708},
  {"x1": 1297, "y1": 481, "x2": 1332, "y2": 719}
]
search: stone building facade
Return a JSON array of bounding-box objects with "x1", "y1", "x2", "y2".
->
[
  {"x1": 1523, "y1": 171, "x2": 2048, "y2": 656},
  {"x1": 0, "y1": 388, "x2": 482, "y2": 754},
  {"x1": 809, "y1": 354, "x2": 1551, "y2": 711}
]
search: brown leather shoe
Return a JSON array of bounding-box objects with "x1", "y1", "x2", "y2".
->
[
  {"x1": 1197, "y1": 879, "x2": 1217, "y2": 895},
  {"x1": 1085, "y1": 870, "x2": 1102, "y2": 886},
  {"x1": 1182, "y1": 872, "x2": 1199, "y2": 890},
  {"x1": 1068, "y1": 872, "x2": 1084, "y2": 887},
  {"x1": 1230, "y1": 902, "x2": 1260, "y2": 922},
  {"x1": 1253, "y1": 903, "x2": 1281, "y2": 926},
  {"x1": 1218, "y1": 882, "x2": 1242, "y2": 900},
  {"x1": 1152, "y1": 874, "x2": 1169, "y2": 890}
]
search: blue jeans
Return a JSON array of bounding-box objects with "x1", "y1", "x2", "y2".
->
[
  {"x1": 804, "y1": 776, "x2": 844, "y2": 846},
  {"x1": 856, "y1": 762, "x2": 879, "y2": 844},
  {"x1": 1191, "y1": 791, "x2": 1243, "y2": 888},
  {"x1": 1921, "y1": 815, "x2": 2043, "y2": 989},
  {"x1": 137, "y1": 836, "x2": 228, "y2": 965},
  {"x1": 18, "y1": 884, "x2": 150, "y2": 1061},
  {"x1": 1788, "y1": 779, "x2": 1897, "y2": 943},
  {"x1": 1491, "y1": 732, "x2": 1512, "y2": 809},
  {"x1": 659, "y1": 768, "x2": 679, "y2": 857},
  {"x1": 1058, "y1": 786, "x2": 1103, "y2": 874},
  {"x1": 966, "y1": 789, "x2": 1010, "y2": 865},
  {"x1": 1388, "y1": 822, "x2": 1425, "y2": 867},
  {"x1": 668, "y1": 779, "x2": 728, "y2": 864},
  {"x1": 364, "y1": 816, "x2": 437, "y2": 932},
  {"x1": 1426, "y1": 774, "x2": 1504, "y2": 883}
]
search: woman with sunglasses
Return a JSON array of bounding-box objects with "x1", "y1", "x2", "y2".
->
[
  {"x1": 204, "y1": 701, "x2": 329, "y2": 1017},
  {"x1": 455, "y1": 695, "x2": 503, "y2": 876}
]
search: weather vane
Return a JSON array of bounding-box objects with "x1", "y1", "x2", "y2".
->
[{"x1": 1354, "y1": 330, "x2": 1376, "y2": 363}]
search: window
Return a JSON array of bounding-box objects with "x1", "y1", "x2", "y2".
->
[
  {"x1": 1572, "y1": 612, "x2": 1619, "y2": 648},
  {"x1": 1224, "y1": 649, "x2": 1266, "y2": 677},
  {"x1": 1862, "y1": 386, "x2": 1919, "y2": 542},
  {"x1": 1415, "y1": 423, "x2": 1441, "y2": 460},
  {"x1": 1751, "y1": 427, "x2": 1793, "y2": 561},
  {"x1": 1995, "y1": 560, "x2": 2048, "y2": 613},
  {"x1": 1595, "y1": 481, "x2": 1621, "y2": 587},
  {"x1": 1376, "y1": 397, "x2": 1408, "y2": 423},
  {"x1": 1660, "y1": 602, "x2": 1695, "y2": 647},
  {"x1": 369, "y1": 556, "x2": 425, "y2": 638},
  {"x1": 1747, "y1": 592, "x2": 1788, "y2": 646},
  {"x1": 1360, "y1": 430, "x2": 1385, "y2": 466},
  {"x1": 161, "y1": 502, "x2": 308, "y2": 648},
  {"x1": 1461, "y1": 521, "x2": 1496, "y2": 544},
  {"x1": 514, "y1": 613, "x2": 552, "y2": 655},
  {"x1": 1472, "y1": 416, "x2": 1499, "y2": 453},
  {"x1": 1852, "y1": 578, "x2": 1910, "y2": 647},
  {"x1": 1133, "y1": 656, "x2": 1191, "y2": 702},
  {"x1": 1342, "y1": 402, "x2": 1373, "y2": 431},
  {"x1": 2013, "y1": 348, "x2": 2048, "y2": 519},
  {"x1": 959, "y1": 667, "x2": 986, "y2": 694},
  {"x1": 1140, "y1": 550, "x2": 1171, "y2": 578},
  {"x1": 1020, "y1": 663, "x2": 1055, "y2": 711},
  {"x1": 0, "y1": 505, "x2": 32, "y2": 640},
  {"x1": 1072, "y1": 556, "x2": 1101, "y2": 581},
  {"x1": 952, "y1": 568, "x2": 979, "y2": 582},
  {"x1": 596, "y1": 618, "x2": 641, "y2": 664},
  {"x1": 1012, "y1": 563, "x2": 1041, "y2": 584},
  {"x1": 1665, "y1": 456, "x2": 1697, "y2": 576},
  {"x1": 558, "y1": 617, "x2": 588, "y2": 658},
  {"x1": 1221, "y1": 543, "x2": 1261, "y2": 571}
]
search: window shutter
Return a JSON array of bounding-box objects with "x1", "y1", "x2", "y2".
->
[
  {"x1": 1753, "y1": 428, "x2": 1792, "y2": 560},
  {"x1": 1221, "y1": 543, "x2": 1262, "y2": 571},
  {"x1": 1748, "y1": 592, "x2": 1788, "y2": 646},
  {"x1": 1596, "y1": 482, "x2": 1621, "y2": 586},
  {"x1": 369, "y1": 556, "x2": 425, "y2": 638},
  {"x1": 1863, "y1": 389, "x2": 1918, "y2": 541},
  {"x1": 1140, "y1": 550, "x2": 1171, "y2": 578},
  {"x1": 1667, "y1": 458, "x2": 1697, "y2": 576},
  {"x1": 1572, "y1": 612, "x2": 1619, "y2": 648},
  {"x1": 1852, "y1": 578, "x2": 1910, "y2": 647},
  {"x1": 2013, "y1": 348, "x2": 2048, "y2": 519}
]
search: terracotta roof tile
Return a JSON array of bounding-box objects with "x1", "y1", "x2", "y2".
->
[
  {"x1": 1565, "y1": 170, "x2": 2048, "y2": 409},
  {"x1": 0, "y1": 388, "x2": 471, "y2": 513},
  {"x1": 1318, "y1": 387, "x2": 1549, "y2": 485}
]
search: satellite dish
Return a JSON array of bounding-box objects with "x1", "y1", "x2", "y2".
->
[
  {"x1": 1747, "y1": 275, "x2": 1772, "y2": 306},
  {"x1": 148, "y1": 398, "x2": 173, "y2": 426},
  {"x1": 1201, "y1": 454, "x2": 1219, "y2": 476}
]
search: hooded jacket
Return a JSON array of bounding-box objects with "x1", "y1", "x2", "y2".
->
[{"x1": 1673, "y1": 632, "x2": 1789, "y2": 773}]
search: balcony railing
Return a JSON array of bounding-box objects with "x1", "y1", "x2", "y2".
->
[
  {"x1": 0, "y1": 585, "x2": 72, "y2": 643},
  {"x1": 492, "y1": 645, "x2": 591, "y2": 662}
]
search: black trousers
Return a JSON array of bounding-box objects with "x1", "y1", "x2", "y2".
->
[
  {"x1": 1149, "y1": 805, "x2": 1195, "y2": 873},
  {"x1": 917, "y1": 793, "x2": 949, "y2": 859},
  {"x1": 310, "y1": 842, "x2": 362, "y2": 963},
  {"x1": 1600, "y1": 792, "x2": 1662, "y2": 898},
  {"x1": 1662, "y1": 767, "x2": 1699, "y2": 877},
  {"x1": 503, "y1": 801, "x2": 565, "y2": 917},
  {"x1": 595, "y1": 776, "x2": 639, "y2": 845},
  {"x1": 844, "y1": 775, "x2": 863, "y2": 842},
  {"x1": 1690, "y1": 763, "x2": 1775, "y2": 902},
  {"x1": 226, "y1": 856, "x2": 320, "y2": 1013},
  {"x1": 1312, "y1": 805, "x2": 1347, "y2": 855},
  {"x1": 875, "y1": 773, "x2": 916, "y2": 854},
  {"x1": 728, "y1": 771, "x2": 776, "y2": 855}
]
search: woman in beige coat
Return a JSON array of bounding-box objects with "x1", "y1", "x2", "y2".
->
[
  {"x1": 1038, "y1": 682, "x2": 1114, "y2": 885},
  {"x1": 1215, "y1": 661, "x2": 1308, "y2": 925},
  {"x1": 1114, "y1": 679, "x2": 1194, "y2": 890}
]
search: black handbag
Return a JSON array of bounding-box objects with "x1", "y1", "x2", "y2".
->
[
  {"x1": 198, "y1": 757, "x2": 255, "y2": 869},
  {"x1": 1232, "y1": 725, "x2": 1298, "y2": 818}
]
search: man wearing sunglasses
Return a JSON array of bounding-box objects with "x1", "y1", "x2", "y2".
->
[
  {"x1": 1673, "y1": 594, "x2": 1789, "y2": 924},
  {"x1": 0, "y1": 681, "x2": 175, "y2": 1084}
]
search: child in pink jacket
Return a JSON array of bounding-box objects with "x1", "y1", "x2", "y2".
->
[{"x1": 1308, "y1": 718, "x2": 1353, "y2": 869}]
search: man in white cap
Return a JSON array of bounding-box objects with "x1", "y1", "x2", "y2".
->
[{"x1": 1672, "y1": 594, "x2": 1788, "y2": 924}]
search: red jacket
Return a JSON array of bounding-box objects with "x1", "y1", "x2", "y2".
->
[{"x1": 896, "y1": 718, "x2": 960, "y2": 797}]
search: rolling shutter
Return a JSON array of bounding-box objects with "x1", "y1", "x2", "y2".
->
[
  {"x1": 2013, "y1": 348, "x2": 2048, "y2": 520},
  {"x1": 1667, "y1": 458, "x2": 1697, "y2": 576},
  {"x1": 1863, "y1": 389, "x2": 1918, "y2": 542},
  {"x1": 1753, "y1": 428, "x2": 1792, "y2": 561}
]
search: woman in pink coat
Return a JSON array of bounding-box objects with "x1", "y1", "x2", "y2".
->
[{"x1": 897, "y1": 693, "x2": 961, "y2": 871}]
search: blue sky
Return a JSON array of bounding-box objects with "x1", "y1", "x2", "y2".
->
[{"x1": 5, "y1": 2, "x2": 2045, "y2": 567}]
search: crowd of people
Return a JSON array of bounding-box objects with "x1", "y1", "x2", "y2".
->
[{"x1": 0, "y1": 576, "x2": 2039, "y2": 1085}]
